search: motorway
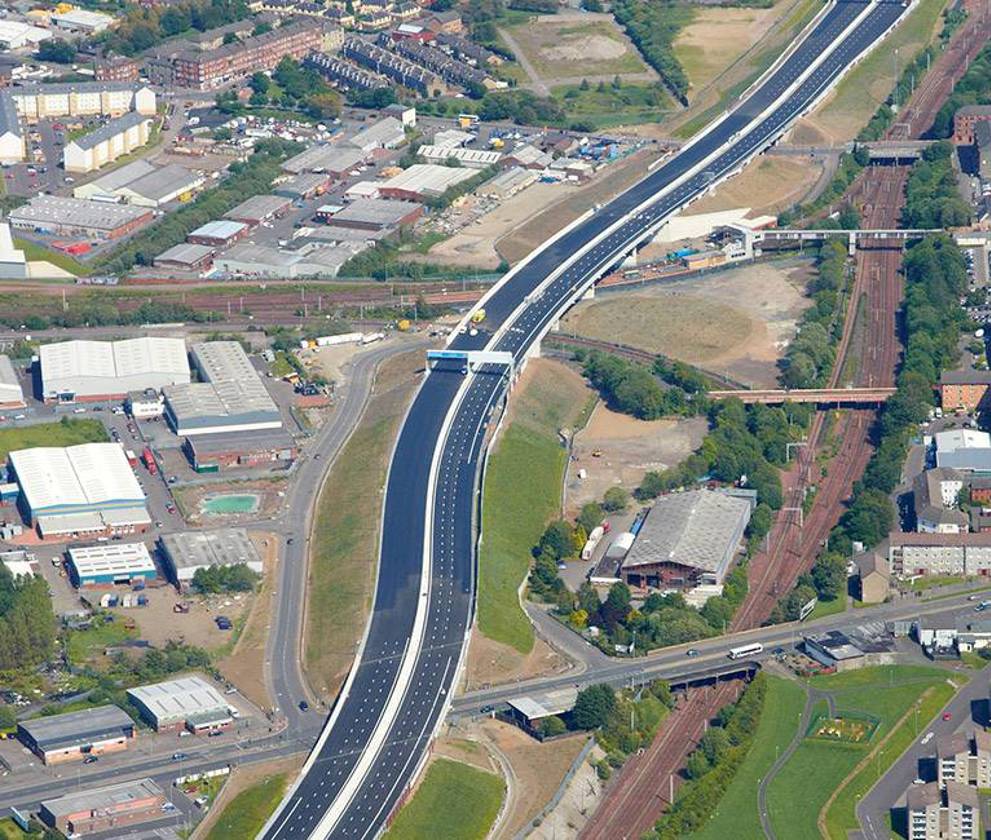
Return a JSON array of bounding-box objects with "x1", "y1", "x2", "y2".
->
[{"x1": 260, "y1": 2, "x2": 917, "y2": 838}]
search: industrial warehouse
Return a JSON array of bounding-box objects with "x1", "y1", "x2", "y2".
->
[
  {"x1": 0, "y1": 355, "x2": 25, "y2": 408},
  {"x1": 223, "y1": 194, "x2": 293, "y2": 227},
  {"x1": 7, "y1": 443, "x2": 149, "y2": 538},
  {"x1": 17, "y1": 705, "x2": 136, "y2": 765},
  {"x1": 620, "y1": 488, "x2": 756, "y2": 590},
  {"x1": 40, "y1": 778, "x2": 166, "y2": 836},
  {"x1": 74, "y1": 159, "x2": 204, "y2": 207},
  {"x1": 126, "y1": 675, "x2": 233, "y2": 733},
  {"x1": 159, "y1": 528, "x2": 262, "y2": 588},
  {"x1": 163, "y1": 340, "x2": 282, "y2": 436},
  {"x1": 67, "y1": 542, "x2": 158, "y2": 588},
  {"x1": 183, "y1": 428, "x2": 297, "y2": 471},
  {"x1": 38, "y1": 337, "x2": 190, "y2": 402},
  {"x1": 8, "y1": 196, "x2": 154, "y2": 240}
]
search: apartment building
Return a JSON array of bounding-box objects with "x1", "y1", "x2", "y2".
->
[
  {"x1": 940, "y1": 369, "x2": 991, "y2": 413},
  {"x1": 10, "y1": 83, "x2": 156, "y2": 121},
  {"x1": 887, "y1": 533, "x2": 991, "y2": 578},
  {"x1": 169, "y1": 20, "x2": 331, "y2": 90},
  {"x1": 0, "y1": 91, "x2": 24, "y2": 165},
  {"x1": 954, "y1": 105, "x2": 991, "y2": 146},
  {"x1": 907, "y1": 781, "x2": 978, "y2": 840},
  {"x1": 63, "y1": 112, "x2": 152, "y2": 173},
  {"x1": 937, "y1": 731, "x2": 991, "y2": 788},
  {"x1": 95, "y1": 56, "x2": 140, "y2": 82}
]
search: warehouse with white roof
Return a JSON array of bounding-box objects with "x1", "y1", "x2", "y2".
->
[
  {"x1": 67, "y1": 542, "x2": 157, "y2": 587},
  {"x1": 0, "y1": 355, "x2": 25, "y2": 408},
  {"x1": 8, "y1": 443, "x2": 149, "y2": 537},
  {"x1": 39, "y1": 337, "x2": 190, "y2": 402},
  {"x1": 127, "y1": 675, "x2": 233, "y2": 733},
  {"x1": 159, "y1": 528, "x2": 262, "y2": 587}
]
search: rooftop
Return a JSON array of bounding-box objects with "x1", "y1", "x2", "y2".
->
[
  {"x1": 0, "y1": 91, "x2": 21, "y2": 140},
  {"x1": 80, "y1": 158, "x2": 156, "y2": 194},
  {"x1": 190, "y1": 341, "x2": 255, "y2": 384},
  {"x1": 41, "y1": 778, "x2": 163, "y2": 819},
  {"x1": 68, "y1": 542, "x2": 155, "y2": 577},
  {"x1": 68, "y1": 112, "x2": 150, "y2": 152},
  {"x1": 127, "y1": 674, "x2": 228, "y2": 722},
  {"x1": 906, "y1": 781, "x2": 941, "y2": 810},
  {"x1": 155, "y1": 242, "x2": 214, "y2": 266},
  {"x1": 282, "y1": 143, "x2": 366, "y2": 174},
  {"x1": 188, "y1": 219, "x2": 247, "y2": 241},
  {"x1": 622, "y1": 489, "x2": 754, "y2": 573},
  {"x1": 119, "y1": 163, "x2": 202, "y2": 202},
  {"x1": 331, "y1": 197, "x2": 420, "y2": 227},
  {"x1": 164, "y1": 380, "x2": 279, "y2": 423},
  {"x1": 934, "y1": 429, "x2": 991, "y2": 452},
  {"x1": 380, "y1": 163, "x2": 476, "y2": 197},
  {"x1": 224, "y1": 194, "x2": 293, "y2": 222},
  {"x1": 351, "y1": 116, "x2": 405, "y2": 149},
  {"x1": 40, "y1": 337, "x2": 190, "y2": 388},
  {"x1": 9, "y1": 196, "x2": 151, "y2": 232},
  {"x1": 940, "y1": 368, "x2": 991, "y2": 385},
  {"x1": 160, "y1": 528, "x2": 261, "y2": 570},
  {"x1": 507, "y1": 686, "x2": 578, "y2": 721},
  {"x1": 19, "y1": 705, "x2": 133, "y2": 752}
]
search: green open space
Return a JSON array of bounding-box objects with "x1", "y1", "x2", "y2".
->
[
  {"x1": 66, "y1": 619, "x2": 138, "y2": 666},
  {"x1": 907, "y1": 574, "x2": 969, "y2": 591},
  {"x1": 203, "y1": 773, "x2": 288, "y2": 840},
  {"x1": 181, "y1": 773, "x2": 228, "y2": 808},
  {"x1": 807, "y1": 595, "x2": 847, "y2": 621},
  {"x1": 690, "y1": 675, "x2": 806, "y2": 839},
  {"x1": 0, "y1": 418, "x2": 108, "y2": 461},
  {"x1": 13, "y1": 238, "x2": 85, "y2": 277},
  {"x1": 766, "y1": 666, "x2": 959, "y2": 840},
  {"x1": 0, "y1": 819, "x2": 29, "y2": 840},
  {"x1": 478, "y1": 364, "x2": 594, "y2": 653},
  {"x1": 383, "y1": 758, "x2": 504, "y2": 840},
  {"x1": 551, "y1": 82, "x2": 673, "y2": 129}
]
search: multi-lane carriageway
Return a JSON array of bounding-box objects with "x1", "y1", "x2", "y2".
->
[{"x1": 262, "y1": 1, "x2": 913, "y2": 837}]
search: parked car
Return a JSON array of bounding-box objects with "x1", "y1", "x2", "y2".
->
[{"x1": 298, "y1": 700, "x2": 309, "y2": 712}]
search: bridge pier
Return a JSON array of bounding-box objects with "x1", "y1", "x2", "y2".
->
[{"x1": 847, "y1": 231, "x2": 856, "y2": 256}]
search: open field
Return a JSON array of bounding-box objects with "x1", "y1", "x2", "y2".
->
[
  {"x1": 384, "y1": 757, "x2": 505, "y2": 840},
  {"x1": 201, "y1": 763, "x2": 297, "y2": 840},
  {"x1": 792, "y1": 0, "x2": 947, "y2": 143},
  {"x1": 674, "y1": 0, "x2": 798, "y2": 96},
  {"x1": 550, "y1": 82, "x2": 674, "y2": 130},
  {"x1": 0, "y1": 418, "x2": 107, "y2": 460},
  {"x1": 476, "y1": 359, "x2": 593, "y2": 654},
  {"x1": 684, "y1": 154, "x2": 826, "y2": 218},
  {"x1": 566, "y1": 405, "x2": 707, "y2": 515},
  {"x1": 501, "y1": 13, "x2": 651, "y2": 84},
  {"x1": 766, "y1": 666, "x2": 957, "y2": 840},
  {"x1": 691, "y1": 676, "x2": 806, "y2": 840},
  {"x1": 303, "y1": 349, "x2": 423, "y2": 698},
  {"x1": 562, "y1": 259, "x2": 812, "y2": 387}
]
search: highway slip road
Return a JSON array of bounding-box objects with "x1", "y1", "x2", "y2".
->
[{"x1": 262, "y1": 2, "x2": 913, "y2": 838}]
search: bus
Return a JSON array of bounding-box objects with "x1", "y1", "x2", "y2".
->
[{"x1": 727, "y1": 642, "x2": 763, "y2": 660}]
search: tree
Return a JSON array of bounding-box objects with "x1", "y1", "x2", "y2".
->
[
  {"x1": 811, "y1": 552, "x2": 847, "y2": 600},
  {"x1": 577, "y1": 581, "x2": 600, "y2": 617},
  {"x1": 249, "y1": 72, "x2": 270, "y2": 96},
  {"x1": 191, "y1": 563, "x2": 259, "y2": 594},
  {"x1": 537, "y1": 520, "x2": 574, "y2": 560},
  {"x1": 572, "y1": 683, "x2": 616, "y2": 730},
  {"x1": 577, "y1": 501, "x2": 604, "y2": 533},
  {"x1": 599, "y1": 581, "x2": 631, "y2": 631},
  {"x1": 37, "y1": 39, "x2": 76, "y2": 63},
  {"x1": 306, "y1": 90, "x2": 343, "y2": 120},
  {"x1": 602, "y1": 486, "x2": 629, "y2": 512},
  {"x1": 540, "y1": 715, "x2": 567, "y2": 736},
  {"x1": 699, "y1": 726, "x2": 730, "y2": 765},
  {"x1": 685, "y1": 749, "x2": 711, "y2": 779},
  {"x1": 0, "y1": 705, "x2": 16, "y2": 729},
  {"x1": 649, "y1": 679, "x2": 673, "y2": 708}
]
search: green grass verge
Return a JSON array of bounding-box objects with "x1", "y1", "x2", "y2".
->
[
  {"x1": 13, "y1": 238, "x2": 86, "y2": 277},
  {"x1": 823, "y1": 678, "x2": 960, "y2": 839},
  {"x1": 552, "y1": 82, "x2": 674, "y2": 129},
  {"x1": 0, "y1": 418, "x2": 107, "y2": 461},
  {"x1": 478, "y1": 365, "x2": 593, "y2": 652},
  {"x1": 808, "y1": 595, "x2": 846, "y2": 621},
  {"x1": 0, "y1": 819, "x2": 29, "y2": 840},
  {"x1": 203, "y1": 773, "x2": 288, "y2": 840},
  {"x1": 384, "y1": 758, "x2": 504, "y2": 840},
  {"x1": 270, "y1": 351, "x2": 294, "y2": 378},
  {"x1": 767, "y1": 666, "x2": 957, "y2": 839},
  {"x1": 908, "y1": 574, "x2": 969, "y2": 591},
  {"x1": 690, "y1": 676, "x2": 806, "y2": 839}
]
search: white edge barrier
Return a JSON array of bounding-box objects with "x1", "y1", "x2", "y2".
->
[{"x1": 261, "y1": 0, "x2": 914, "y2": 834}]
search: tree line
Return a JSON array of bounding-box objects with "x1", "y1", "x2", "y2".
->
[
  {"x1": 611, "y1": 0, "x2": 693, "y2": 104},
  {"x1": 931, "y1": 40, "x2": 991, "y2": 139},
  {"x1": 0, "y1": 565, "x2": 56, "y2": 671},
  {"x1": 95, "y1": 0, "x2": 251, "y2": 56},
  {"x1": 902, "y1": 141, "x2": 972, "y2": 229},
  {"x1": 580, "y1": 351, "x2": 708, "y2": 420}
]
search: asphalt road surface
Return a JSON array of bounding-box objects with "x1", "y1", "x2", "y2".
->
[{"x1": 262, "y1": 2, "x2": 914, "y2": 838}]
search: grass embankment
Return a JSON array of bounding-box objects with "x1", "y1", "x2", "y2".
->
[
  {"x1": 477, "y1": 361, "x2": 594, "y2": 652},
  {"x1": 384, "y1": 758, "x2": 505, "y2": 840},
  {"x1": 766, "y1": 666, "x2": 960, "y2": 840},
  {"x1": 13, "y1": 238, "x2": 85, "y2": 277},
  {"x1": 0, "y1": 819, "x2": 28, "y2": 840},
  {"x1": 303, "y1": 350, "x2": 422, "y2": 698},
  {"x1": 808, "y1": 595, "x2": 847, "y2": 621},
  {"x1": 0, "y1": 418, "x2": 107, "y2": 460},
  {"x1": 203, "y1": 773, "x2": 289, "y2": 840},
  {"x1": 803, "y1": 0, "x2": 946, "y2": 142},
  {"x1": 690, "y1": 676, "x2": 806, "y2": 840},
  {"x1": 551, "y1": 83, "x2": 674, "y2": 129}
]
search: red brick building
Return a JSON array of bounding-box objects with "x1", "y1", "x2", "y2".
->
[
  {"x1": 939, "y1": 369, "x2": 991, "y2": 412},
  {"x1": 95, "y1": 56, "x2": 140, "y2": 82},
  {"x1": 953, "y1": 105, "x2": 991, "y2": 145}
]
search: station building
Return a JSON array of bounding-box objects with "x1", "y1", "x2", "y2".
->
[
  {"x1": 67, "y1": 542, "x2": 157, "y2": 587},
  {"x1": 159, "y1": 528, "x2": 262, "y2": 588},
  {"x1": 127, "y1": 675, "x2": 233, "y2": 734},
  {"x1": 18, "y1": 705, "x2": 136, "y2": 764}
]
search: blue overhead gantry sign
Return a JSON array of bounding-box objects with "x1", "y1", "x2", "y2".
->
[{"x1": 427, "y1": 349, "x2": 515, "y2": 373}]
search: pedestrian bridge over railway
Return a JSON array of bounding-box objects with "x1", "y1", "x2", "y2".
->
[
  {"x1": 757, "y1": 228, "x2": 940, "y2": 254},
  {"x1": 708, "y1": 387, "x2": 897, "y2": 405}
]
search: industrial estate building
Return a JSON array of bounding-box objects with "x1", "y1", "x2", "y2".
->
[
  {"x1": 323, "y1": 198, "x2": 422, "y2": 231},
  {"x1": 159, "y1": 528, "x2": 263, "y2": 587},
  {"x1": 126, "y1": 675, "x2": 233, "y2": 734},
  {"x1": 0, "y1": 20, "x2": 51, "y2": 50},
  {"x1": 620, "y1": 489, "x2": 755, "y2": 589},
  {"x1": 17, "y1": 705, "x2": 136, "y2": 765},
  {"x1": 350, "y1": 116, "x2": 407, "y2": 152},
  {"x1": 67, "y1": 542, "x2": 158, "y2": 588},
  {"x1": 51, "y1": 8, "x2": 114, "y2": 32},
  {"x1": 164, "y1": 341, "x2": 282, "y2": 436},
  {"x1": 9, "y1": 83, "x2": 156, "y2": 121},
  {"x1": 282, "y1": 143, "x2": 367, "y2": 176},
  {"x1": 183, "y1": 429, "x2": 298, "y2": 471},
  {"x1": 215, "y1": 242, "x2": 358, "y2": 279},
  {"x1": 224, "y1": 194, "x2": 293, "y2": 226},
  {"x1": 63, "y1": 112, "x2": 153, "y2": 173},
  {"x1": 417, "y1": 144, "x2": 501, "y2": 168},
  {"x1": 154, "y1": 242, "x2": 215, "y2": 273},
  {"x1": 378, "y1": 163, "x2": 475, "y2": 201},
  {"x1": 38, "y1": 337, "x2": 191, "y2": 402},
  {"x1": 7, "y1": 443, "x2": 149, "y2": 538},
  {"x1": 8, "y1": 196, "x2": 154, "y2": 240},
  {"x1": 74, "y1": 159, "x2": 204, "y2": 207},
  {"x1": 40, "y1": 778, "x2": 166, "y2": 836},
  {"x1": 0, "y1": 355, "x2": 24, "y2": 408},
  {"x1": 187, "y1": 219, "x2": 249, "y2": 247}
]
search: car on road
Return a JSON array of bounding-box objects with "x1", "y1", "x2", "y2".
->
[
  {"x1": 480, "y1": 705, "x2": 494, "y2": 714},
  {"x1": 298, "y1": 700, "x2": 309, "y2": 712},
  {"x1": 942, "y1": 712, "x2": 953, "y2": 721},
  {"x1": 913, "y1": 778, "x2": 926, "y2": 785},
  {"x1": 771, "y1": 646, "x2": 785, "y2": 656},
  {"x1": 686, "y1": 648, "x2": 700, "y2": 657},
  {"x1": 287, "y1": 537, "x2": 294, "y2": 545},
  {"x1": 171, "y1": 752, "x2": 187, "y2": 761},
  {"x1": 83, "y1": 755, "x2": 98, "y2": 764},
  {"x1": 921, "y1": 731, "x2": 934, "y2": 745},
  {"x1": 161, "y1": 802, "x2": 177, "y2": 812},
  {"x1": 207, "y1": 730, "x2": 223, "y2": 738}
]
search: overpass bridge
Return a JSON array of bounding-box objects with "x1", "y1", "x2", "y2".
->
[
  {"x1": 708, "y1": 387, "x2": 897, "y2": 405},
  {"x1": 765, "y1": 139, "x2": 935, "y2": 161},
  {"x1": 756, "y1": 227, "x2": 940, "y2": 254}
]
